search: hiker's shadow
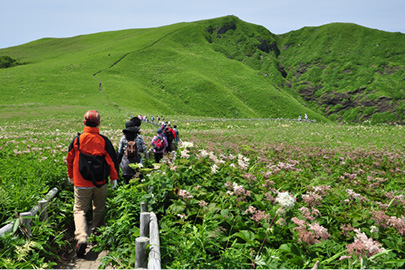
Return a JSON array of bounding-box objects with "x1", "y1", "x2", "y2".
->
[{"x1": 83, "y1": 247, "x2": 101, "y2": 261}]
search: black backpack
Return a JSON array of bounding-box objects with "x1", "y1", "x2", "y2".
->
[
  {"x1": 76, "y1": 134, "x2": 110, "y2": 188},
  {"x1": 164, "y1": 127, "x2": 173, "y2": 143}
]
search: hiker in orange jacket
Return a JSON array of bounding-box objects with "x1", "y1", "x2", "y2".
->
[{"x1": 66, "y1": 110, "x2": 119, "y2": 257}]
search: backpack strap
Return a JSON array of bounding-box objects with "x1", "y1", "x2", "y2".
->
[
  {"x1": 75, "y1": 133, "x2": 109, "y2": 188},
  {"x1": 75, "y1": 133, "x2": 81, "y2": 151}
]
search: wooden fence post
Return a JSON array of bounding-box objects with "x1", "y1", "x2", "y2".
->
[
  {"x1": 135, "y1": 236, "x2": 149, "y2": 269},
  {"x1": 1, "y1": 187, "x2": 59, "y2": 238},
  {"x1": 19, "y1": 211, "x2": 34, "y2": 237},
  {"x1": 148, "y1": 212, "x2": 161, "y2": 269},
  {"x1": 140, "y1": 212, "x2": 150, "y2": 237},
  {"x1": 136, "y1": 202, "x2": 161, "y2": 269},
  {"x1": 0, "y1": 222, "x2": 14, "y2": 237},
  {"x1": 140, "y1": 202, "x2": 148, "y2": 212},
  {"x1": 38, "y1": 199, "x2": 48, "y2": 221}
]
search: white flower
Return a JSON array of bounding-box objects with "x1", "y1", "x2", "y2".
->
[
  {"x1": 370, "y1": 225, "x2": 379, "y2": 233},
  {"x1": 180, "y1": 149, "x2": 190, "y2": 159},
  {"x1": 209, "y1": 152, "x2": 221, "y2": 164},
  {"x1": 198, "y1": 149, "x2": 209, "y2": 158},
  {"x1": 211, "y1": 164, "x2": 219, "y2": 174},
  {"x1": 232, "y1": 182, "x2": 243, "y2": 192},
  {"x1": 180, "y1": 141, "x2": 194, "y2": 149},
  {"x1": 237, "y1": 154, "x2": 250, "y2": 170},
  {"x1": 276, "y1": 192, "x2": 295, "y2": 210}
]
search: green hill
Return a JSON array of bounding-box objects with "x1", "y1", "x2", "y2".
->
[
  {"x1": 0, "y1": 16, "x2": 404, "y2": 123},
  {"x1": 277, "y1": 23, "x2": 405, "y2": 124}
]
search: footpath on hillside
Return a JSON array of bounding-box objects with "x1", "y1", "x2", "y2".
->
[
  {"x1": 59, "y1": 243, "x2": 112, "y2": 269},
  {"x1": 58, "y1": 224, "x2": 114, "y2": 269}
]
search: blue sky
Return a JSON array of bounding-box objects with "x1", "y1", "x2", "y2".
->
[{"x1": 1, "y1": 0, "x2": 404, "y2": 49}]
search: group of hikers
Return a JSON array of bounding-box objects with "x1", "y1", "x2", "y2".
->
[
  {"x1": 298, "y1": 113, "x2": 308, "y2": 122},
  {"x1": 136, "y1": 114, "x2": 166, "y2": 124},
  {"x1": 66, "y1": 110, "x2": 180, "y2": 257},
  {"x1": 117, "y1": 115, "x2": 180, "y2": 183}
]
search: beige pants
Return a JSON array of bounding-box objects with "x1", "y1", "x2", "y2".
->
[{"x1": 73, "y1": 184, "x2": 108, "y2": 243}]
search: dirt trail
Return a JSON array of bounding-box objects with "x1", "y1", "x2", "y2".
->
[
  {"x1": 58, "y1": 240, "x2": 114, "y2": 269},
  {"x1": 60, "y1": 243, "x2": 112, "y2": 269},
  {"x1": 57, "y1": 224, "x2": 114, "y2": 269}
]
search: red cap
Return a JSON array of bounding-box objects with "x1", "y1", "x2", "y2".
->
[{"x1": 83, "y1": 110, "x2": 100, "y2": 126}]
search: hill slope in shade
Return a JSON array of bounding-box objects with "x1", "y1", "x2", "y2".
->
[{"x1": 0, "y1": 16, "x2": 404, "y2": 123}]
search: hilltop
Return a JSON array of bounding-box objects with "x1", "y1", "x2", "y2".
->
[{"x1": 0, "y1": 16, "x2": 404, "y2": 123}]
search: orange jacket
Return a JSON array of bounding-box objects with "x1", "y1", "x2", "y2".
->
[{"x1": 67, "y1": 126, "x2": 119, "y2": 187}]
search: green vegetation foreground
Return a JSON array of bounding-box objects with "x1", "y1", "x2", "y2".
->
[{"x1": 0, "y1": 116, "x2": 404, "y2": 268}]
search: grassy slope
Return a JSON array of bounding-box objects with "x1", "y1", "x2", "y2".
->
[
  {"x1": 0, "y1": 16, "x2": 403, "y2": 123},
  {"x1": 0, "y1": 27, "x2": 165, "y2": 119},
  {"x1": 277, "y1": 23, "x2": 405, "y2": 123},
  {"x1": 98, "y1": 17, "x2": 315, "y2": 119},
  {"x1": 0, "y1": 16, "x2": 325, "y2": 122}
]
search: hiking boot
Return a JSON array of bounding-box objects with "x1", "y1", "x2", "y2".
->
[{"x1": 76, "y1": 241, "x2": 87, "y2": 257}]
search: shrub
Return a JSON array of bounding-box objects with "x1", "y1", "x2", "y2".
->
[
  {"x1": 0, "y1": 56, "x2": 19, "y2": 68},
  {"x1": 371, "y1": 111, "x2": 398, "y2": 124}
]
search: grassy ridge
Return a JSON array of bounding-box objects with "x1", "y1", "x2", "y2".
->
[
  {"x1": 277, "y1": 23, "x2": 405, "y2": 123},
  {"x1": 0, "y1": 16, "x2": 403, "y2": 123}
]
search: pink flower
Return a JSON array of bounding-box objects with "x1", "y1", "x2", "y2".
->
[
  {"x1": 302, "y1": 192, "x2": 322, "y2": 207},
  {"x1": 262, "y1": 180, "x2": 275, "y2": 187},
  {"x1": 299, "y1": 207, "x2": 321, "y2": 221},
  {"x1": 245, "y1": 206, "x2": 270, "y2": 222},
  {"x1": 370, "y1": 226, "x2": 379, "y2": 233},
  {"x1": 178, "y1": 189, "x2": 193, "y2": 200},
  {"x1": 199, "y1": 200, "x2": 208, "y2": 208},
  {"x1": 346, "y1": 189, "x2": 369, "y2": 202},
  {"x1": 387, "y1": 215, "x2": 405, "y2": 235},
  {"x1": 343, "y1": 172, "x2": 358, "y2": 180},
  {"x1": 245, "y1": 206, "x2": 256, "y2": 214},
  {"x1": 292, "y1": 218, "x2": 330, "y2": 245},
  {"x1": 251, "y1": 210, "x2": 270, "y2": 222},
  {"x1": 308, "y1": 223, "x2": 330, "y2": 240},
  {"x1": 312, "y1": 185, "x2": 331, "y2": 196},
  {"x1": 264, "y1": 192, "x2": 275, "y2": 202},
  {"x1": 292, "y1": 217, "x2": 306, "y2": 228},
  {"x1": 346, "y1": 229, "x2": 385, "y2": 258},
  {"x1": 340, "y1": 224, "x2": 355, "y2": 237},
  {"x1": 231, "y1": 182, "x2": 251, "y2": 202},
  {"x1": 243, "y1": 173, "x2": 257, "y2": 182}
]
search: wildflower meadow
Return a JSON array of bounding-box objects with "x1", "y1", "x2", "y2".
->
[{"x1": 0, "y1": 117, "x2": 404, "y2": 269}]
